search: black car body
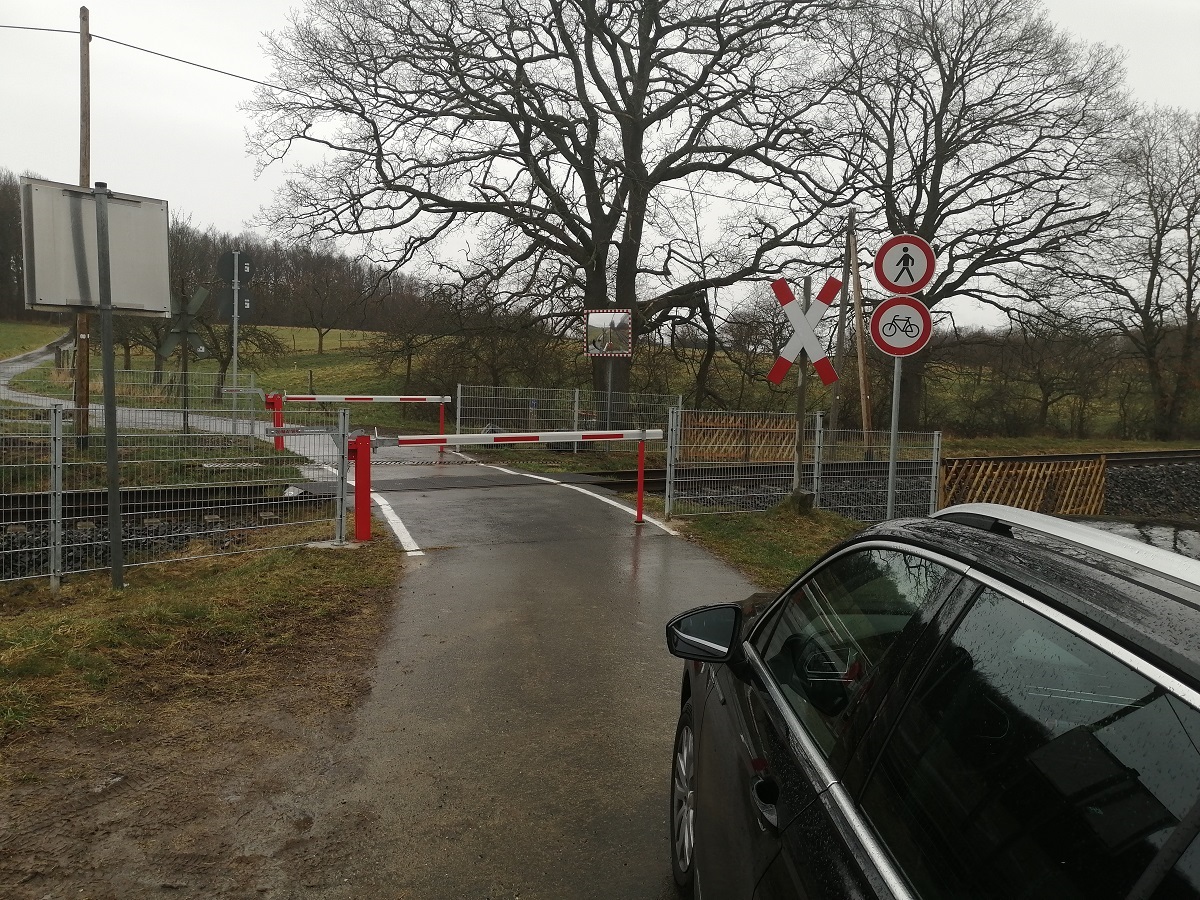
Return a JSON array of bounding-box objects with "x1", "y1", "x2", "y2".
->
[{"x1": 666, "y1": 503, "x2": 1200, "y2": 900}]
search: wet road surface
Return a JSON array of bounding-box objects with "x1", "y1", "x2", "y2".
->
[{"x1": 281, "y1": 446, "x2": 756, "y2": 898}]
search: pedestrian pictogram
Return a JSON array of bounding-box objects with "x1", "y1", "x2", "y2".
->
[
  {"x1": 766, "y1": 276, "x2": 842, "y2": 385},
  {"x1": 874, "y1": 234, "x2": 935, "y2": 295},
  {"x1": 870, "y1": 296, "x2": 933, "y2": 357}
]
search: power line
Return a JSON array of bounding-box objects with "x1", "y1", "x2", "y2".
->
[{"x1": 0, "y1": 22, "x2": 800, "y2": 213}]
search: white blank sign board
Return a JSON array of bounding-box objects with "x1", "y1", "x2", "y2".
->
[{"x1": 20, "y1": 177, "x2": 171, "y2": 317}]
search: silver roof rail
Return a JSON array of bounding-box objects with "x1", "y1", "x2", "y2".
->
[{"x1": 931, "y1": 503, "x2": 1200, "y2": 588}]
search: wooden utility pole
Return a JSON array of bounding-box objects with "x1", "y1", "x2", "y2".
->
[
  {"x1": 829, "y1": 214, "x2": 853, "y2": 432},
  {"x1": 74, "y1": 6, "x2": 91, "y2": 446},
  {"x1": 849, "y1": 213, "x2": 874, "y2": 431}
]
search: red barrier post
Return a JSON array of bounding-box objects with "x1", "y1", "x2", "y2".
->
[
  {"x1": 265, "y1": 393, "x2": 285, "y2": 450},
  {"x1": 352, "y1": 434, "x2": 372, "y2": 541},
  {"x1": 636, "y1": 439, "x2": 646, "y2": 524}
]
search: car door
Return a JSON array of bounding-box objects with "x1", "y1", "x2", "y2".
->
[
  {"x1": 693, "y1": 543, "x2": 962, "y2": 899},
  {"x1": 853, "y1": 577, "x2": 1200, "y2": 900}
]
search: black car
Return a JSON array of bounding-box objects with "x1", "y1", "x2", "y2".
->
[{"x1": 666, "y1": 503, "x2": 1200, "y2": 900}]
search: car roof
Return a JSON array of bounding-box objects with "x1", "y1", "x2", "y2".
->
[{"x1": 851, "y1": 505, "x2": 1200, "y2": 692}]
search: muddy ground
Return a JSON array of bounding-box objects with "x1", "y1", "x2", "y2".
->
[{"x1": 0, "y1": 594, "x2": 389, "y2": 898}]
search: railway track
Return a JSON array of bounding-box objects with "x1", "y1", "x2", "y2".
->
[
  {"x1": 586, "y1": 449, "x2": 1200, "y2": 493},
  {"x1": 0, "y1": 483, "x2": 333, "y2": 525}
]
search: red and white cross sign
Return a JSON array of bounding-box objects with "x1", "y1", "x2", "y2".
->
[{"x1": 766, "y1": 276, "x2": 842, "y2": 385}]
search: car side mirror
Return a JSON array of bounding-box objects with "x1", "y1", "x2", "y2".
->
[{"x1": 666, "y1": 604, "x2": 743, "y2": 663}]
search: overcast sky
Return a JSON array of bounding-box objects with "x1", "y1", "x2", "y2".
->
[{"x1": 2, "y1": 0, "x2": 1198, "y2": 240}]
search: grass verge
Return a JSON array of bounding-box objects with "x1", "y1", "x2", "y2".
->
[
  {"x1": 0, "y1": 522, "x2": 402, "y2": 740},
  {"x1": 0, "y1": 323, "x2": 67, "y2": 361}
]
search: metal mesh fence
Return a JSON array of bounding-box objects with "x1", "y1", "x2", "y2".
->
[
  {"x1": 1, "y1": 403, "x2": 346, "y2": 585},
  {"x1": 665, "y1": 409, "x2": 940, "y2": 522},
  {"x1": 455, "y1": 384, "x2": 681, "y2": 451},
  {"x1": 6, "y1": 362, "x2": 256, "y2": 410}
]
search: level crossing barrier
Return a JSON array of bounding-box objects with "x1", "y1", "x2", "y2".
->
[
  {"x1": 346, "y1": 428, "x2": 664, "y2": 541},
  {"x1": 264, "y1": 393, "x2": 451, "y2": 450}
]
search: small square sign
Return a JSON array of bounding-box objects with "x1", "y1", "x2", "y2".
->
[{"x1": 585, "y1": 309, "x2": 633, "y2": 357}]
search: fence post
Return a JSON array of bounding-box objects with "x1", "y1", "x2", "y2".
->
[
  {"x1": 813, "y1": 412, "x2": 824, "y2": 508},
  {"x1": 665, "y1": 406, "x2": 680, "y2": 519},
  {"x1": 573, "y1": 388, "x2": 580, "y2": 453},
  {"x1": 636, "y1": 439, "x2": 646, "y2": 524},
  {"x1": 335, "y1": 408, "x2": 350, "y2": 545},
  {"x1": 930, "y1": 431, "x2": 943, "y2": 515},
  {"x1": 353, "y1": 434, "x2": 372, "y2": 541},
  {"x1": 455, "y1": 384, "x2": 463, "y2": 434},
  {"x1": 50, "y1": 405, "x2": 63, "y2": 593}
]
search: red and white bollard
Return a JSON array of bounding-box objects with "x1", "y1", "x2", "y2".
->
[
  {"x1": 265, "y1": 392, "x2": 285, "y2": 450},
  {"x1": 347, "y1": 433, "x2": 373, "y2": 541}
]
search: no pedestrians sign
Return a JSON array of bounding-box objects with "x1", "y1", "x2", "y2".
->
[{"x1": 874, "y1": 234, "x2": 935, "y2": 295}]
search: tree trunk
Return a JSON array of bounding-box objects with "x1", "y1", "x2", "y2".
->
[
  {"x1": 152, "y1": 353, "x2": 165, "y2": 385},
  {"x1": 317, "y1": 329, "x2": 326, "y2": 354},
  {"x1": 897, "y1": 347, "x2": 931, "y2": 431}
]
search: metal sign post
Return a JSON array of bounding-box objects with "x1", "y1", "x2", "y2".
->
[
  {"x1": 869, "y1": 296, "x2": 934, "y2": 519},
  {"x1": 94, "y1": 183, "x2": 124, "y2": 588},
  {"x1": 219, "y1": 250, "x2": 254, "y2": 435}
]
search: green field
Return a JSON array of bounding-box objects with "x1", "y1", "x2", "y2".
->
[{"x1": 0, "y1": 323, "x2": 68, "y2": 361}]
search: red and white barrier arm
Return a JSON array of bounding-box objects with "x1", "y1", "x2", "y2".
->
[
  {"x1": 394, "y1": 429, "x2": 663, "y2": 446},
  {"x1": 282, "y1": 394, "x2": 452, "y2": 403}
]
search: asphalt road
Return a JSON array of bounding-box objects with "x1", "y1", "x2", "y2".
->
[{"x1": 278, "y1": 445, "x2": 756, "y2": 899}]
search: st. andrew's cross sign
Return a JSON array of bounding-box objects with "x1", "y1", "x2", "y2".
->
[{"x1": 766, "y1": 276, "x2": 843, "y2": 385}]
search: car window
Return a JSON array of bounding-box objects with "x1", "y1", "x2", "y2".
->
[
  {"x1": 751, "y1": 547, "x2": 955, "y2": 766},
  {"x1": 861, "y1": 585, "x2": 1200, "y2": 900}
]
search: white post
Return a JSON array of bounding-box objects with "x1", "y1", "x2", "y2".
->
[{"x1": 665, "y1": 406, "x2": 680, "y2": 519}]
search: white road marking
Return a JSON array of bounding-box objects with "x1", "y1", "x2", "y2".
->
[
  {"x1": 339, "y1": 465, "x2": 425, "y2": 556},
  {"x1": 479, "y1": 465, "x2": 679, "y2": 536},
  {"x1": 370, "y1": 492, "x2": 425, "y2": 555}
]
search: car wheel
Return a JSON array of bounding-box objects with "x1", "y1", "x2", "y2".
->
[{"x1": 670, "y1": 698, "x2": 696, "y2": 893}]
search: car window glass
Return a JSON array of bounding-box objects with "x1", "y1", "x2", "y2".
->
[
  {"x1": 751, "y1": 548, "x2": 954, "y2": 763},
  {"x1": 861, "y1": 586, "x2": 1200, "y2": 900}
]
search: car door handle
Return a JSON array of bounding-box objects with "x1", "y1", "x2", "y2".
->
[{"x1": 751, "y1": 776, "x2": 779, "y2": 830}]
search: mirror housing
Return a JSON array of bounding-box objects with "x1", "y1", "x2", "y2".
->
[{"x1": 666, "y1": 604, "x2": 743, "y2": 663}]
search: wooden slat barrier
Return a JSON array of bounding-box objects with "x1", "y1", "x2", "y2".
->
[
  {"x1": 678, "y1": 413, "x2": 797, "y2": 463},
  {"x1": 939, "y1": 456, "x2": 1106, "y2": 516}
]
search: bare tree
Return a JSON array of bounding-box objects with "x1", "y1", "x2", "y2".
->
[
  {"x1": 811, "y1": 0, "x2": 1126, "y2": 428},
  {"x1": 287, "y1": 242, "x2": 373, "y2": 353},
  {"x1": 247, "y1": 0, "x2": 851, "y2": 395},
  {"x1": 1081, "y1": 107, "x2": 1200, "y2": 440}
]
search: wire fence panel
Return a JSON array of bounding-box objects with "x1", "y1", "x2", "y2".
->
[
  {"x1": 665, "y1": 409, "x2": 822, "y2": 516},
  {"x1": 0, "y1": 403, "x2": 347, "y2": 585},
  {"x1": 456, "y1": 384, "x2": 681, "y2": 451},
  {"x1": 665, "y1": 409, "x2": 940, "y2": 523},
  {"x1": 813, "y1": 429, "x2": 942, "y2": 523},
  {"x1": 0, "y1": 407, "x2": 55, "y2": 583},
  {"x1": 7, "y1": 362, "x2": 256, "y2": 410}
]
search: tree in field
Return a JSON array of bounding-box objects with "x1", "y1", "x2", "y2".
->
[
  {"x1": 811, "y1": 0, "x2": 1126, "y2": 428},
  {"x1": 1080, "y1": 107, "x2": 1200, "y2": 440},
  {"x1": 287, "y1": 242, "x2": 374, "y2": 353},
  {"x1": 247, "y1": 0, "x2": 851, "y2": 396}
]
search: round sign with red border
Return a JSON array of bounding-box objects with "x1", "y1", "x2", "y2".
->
[
  {"x1": 870, "y1": 296, "x2": 933, "y2": 357},
  {"x1": 873, "y1": 234, "x2": 935, "y2": 295}
]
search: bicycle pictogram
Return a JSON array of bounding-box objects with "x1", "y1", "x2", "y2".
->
[{"x1": 881, "y1": 315, "x2": 920, "y2": 339}]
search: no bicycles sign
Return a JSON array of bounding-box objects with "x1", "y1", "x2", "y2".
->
[{"x1": 870, "y1": 296, "x2": 932, "y2": 357}]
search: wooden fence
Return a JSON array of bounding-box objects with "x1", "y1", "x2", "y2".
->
[
  {"x1": 939, "y1": 457, "x2": 1106, "y2": 516},
  {"x1": 677, "y1": 412, "x2": 799, "y2": 463}
]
